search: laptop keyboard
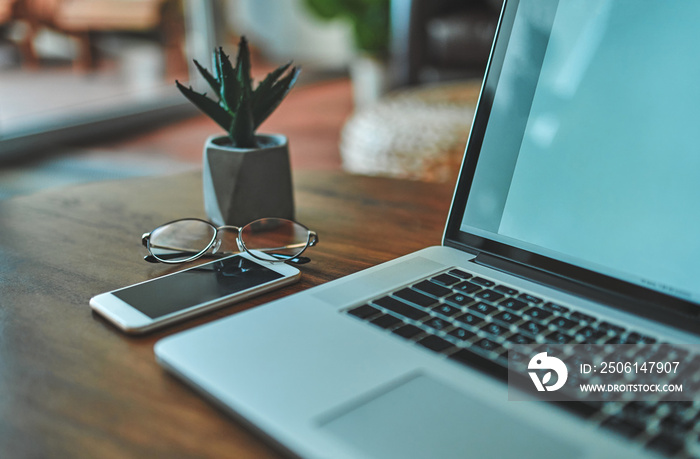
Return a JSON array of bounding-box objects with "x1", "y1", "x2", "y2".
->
[{"x1": 345, "y1": 267, "x2": 700, "y2": 458}]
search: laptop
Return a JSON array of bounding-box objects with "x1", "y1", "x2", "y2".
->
[{"x1": 155, "y1": 1, "x2": 700, "y2": 457}]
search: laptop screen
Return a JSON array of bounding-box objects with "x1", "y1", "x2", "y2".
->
[{"x1": 450, "y1": 0, "x2": 700, "y2": 306}]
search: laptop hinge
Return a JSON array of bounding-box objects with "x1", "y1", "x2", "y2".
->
[{"x1": 472, "y1": 252, "x2": 700, "y2": 335}]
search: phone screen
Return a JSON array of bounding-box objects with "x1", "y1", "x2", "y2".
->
[{"x1": 113, "y1": 256, "x2": 283, "y2": 319}]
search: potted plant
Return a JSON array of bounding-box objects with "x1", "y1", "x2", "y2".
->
[
  {"x1": 302, "y1": 0, "x2": 390, "y2": 106},
  {"x1": 176, "y1": 36, "x2": 301, "y2": 226}
]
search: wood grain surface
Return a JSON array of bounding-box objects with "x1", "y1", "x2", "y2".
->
[{"x1": 0, "y1": 170, "x2": 453, "y2": 458}]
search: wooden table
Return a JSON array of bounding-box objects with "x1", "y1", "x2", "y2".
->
[{"x1": 0, "y1": 170, "x2": 454, "y2": 458}]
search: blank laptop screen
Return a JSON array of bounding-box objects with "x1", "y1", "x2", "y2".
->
[{"x1": 460, "y1": 0, "x2": 700, "y2": 303}]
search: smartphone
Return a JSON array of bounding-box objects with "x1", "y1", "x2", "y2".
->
[{"x1": 90, "y1": 252, "x2": 300, "y2": 334}]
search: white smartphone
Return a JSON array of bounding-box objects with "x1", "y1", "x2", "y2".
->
[{"x1": 90, "y1": 252, "x2": 300, "y2": 334}]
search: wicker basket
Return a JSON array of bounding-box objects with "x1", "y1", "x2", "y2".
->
[{"x1": 341, "y1": 81, "x2": 480, "y2": 183}]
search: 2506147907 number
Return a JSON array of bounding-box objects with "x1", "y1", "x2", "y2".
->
[{"x1": 598, "y1": 361, "x2": 680, "y2": 374}]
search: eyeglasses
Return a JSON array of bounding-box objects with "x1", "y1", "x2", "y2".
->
[{"x1": 141, "y1": 217, "x2": 318, "y2": 264}]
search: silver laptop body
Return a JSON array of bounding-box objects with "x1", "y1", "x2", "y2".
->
[{"x1": 156, "y1": 1, "x2": 700, "y2": 457}]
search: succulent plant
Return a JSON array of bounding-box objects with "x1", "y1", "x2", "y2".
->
[{"x1": 176, "y1": 37, "x2": 301, "y2": 149}]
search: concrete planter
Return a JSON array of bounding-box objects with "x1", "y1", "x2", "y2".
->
[{"x1": 202, "y1": 134, "x2": 294, "y2": 226}]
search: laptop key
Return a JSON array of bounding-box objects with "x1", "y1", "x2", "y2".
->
[
  {"x1": 394, "y1": 288, "x2": 437, "y2": 308},
  {"x1": 431, "y1": 303, "x2": 462, "y2": 318},
  {"x1": 470, "y1": 302, "x2": 497, "y2": 316},
  {"x1": 600, "y1": 415, "x2": 646, "y2": 439},
  {"x1": 671, "y1": 347, "x2": 689, "y2": 361},
  {"x1": 663, "y1": 401, "x2": 694, "y2": 417},
  {"x1": 448, "y1": 327, "x2": 477, "y2": 341},
  {"x1": 623, "y1": 401, "x2": 659, "y2": 418},
  {"x1": 626, "y1": 332, "x2": 657, "y2": 344},
  {"x1": 518, "y1": 293, "x2": 543, "y2": 304},
  {"x1": 475, "y1": 338, "x2": 500, "y2": 352},
  {"x1": 523, "y1": 307, "x2": 553, "y2": 322},
  {"x1": 494, "y1": 285, "x2": 519, "y2": 296},
  {"x1": 480, "y1": 322, "x2": 510, "y2": 338},
  {"x1": 471, "y1": 277, "x2": 495, "y2": 287},
  {"x1": 370, "y1": 314, "x2": 403, "y2": 329},
  {"x1": 347, "y1": 304, "x2": 381, "y2": 319},
  {"x1": 646, "y1": 433, "x2": 685, "y2": 456},
  {"x1": 448, "y1": 269, "x2": 473, "y2": 279},
  {"x1": 549, "y1": 316, "x2": 579, "y2": 330},
  {"x1": 449, "y1": 348, "x2": 507, "y2": 379},
  {"x1": 493, "y1": 311, "x2": 521, "y2": 325},
  {"x1": 545, "y1": 331, "x2": 577, "y2": 344},
  {"x1": 508, "y1": 349, "x2": 530, "y2": 366},
  {"x1": 392, "y1": 324, "x2": 423, "y2": 339},
  {"x1": 416, "y1": 335, "x2": 454, "y2": 353},
  {"x1": 453, "y1": 281, "x2": 481, "y2": 294},
  {"x1": 455, "y1": 312, "x2": 485, "y2": 328},
  {"x1": 605, "y1": 335, "x2": 635, "y2": 345},
  {"x1": 576, "y1": 326, "x2": 608, "y2": 343},
  {"x1": 561, "y1": 400, "x2": 606, "y2": 419},
  {"x1": 474, "y1": 289, "x2": 505, "y2": 303},
  {"x1": 598, "y1": 322, "x2": 626, "y2": 335},
  {"x1": 499, "y1": 298, "x2": 528, "y2": 311},
  {"x1": 422, "y1": 316, "x2": 451, "y2": 331},
  {"x1": 507, "y1": 333, "x2": 534, "y2": 344},
  {"x1": 373, "y1": 296, "x2": 428, "y2": 321},
  {"x1": 659, "y1": 413, "x2": 696, "y2": 435},
  {"x1": 542, "y1": 302, "x2": 570, "y2": 313},
  {"x1": 519, "y1": 320, "x2": 548, "y2": 337},
  {"x1": 569, "y1": 311, "x2": 596, "y2": 324},
  {"x1": 444, "y1": 293, "x2": 473, "y2": 308},
  {"x1": 413, "y1": 280, "x2": 452, "y2": 298},
  {"x1": 431, "y1": 273, "x2": 460, "y2": 286}
]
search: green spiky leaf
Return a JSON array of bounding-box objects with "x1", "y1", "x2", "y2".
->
[
  {"x1": 229, "y1": 86, "x2": 256, "y2": 148},
  {"x1": 252, "y1": 66, "x2": 301, "y2": 130},
  {"x1": 235, "y1": 36, "x2": 253, "y2": 95},
  {"x1": 211, "y1": 48, "x2": 224, "y2": 103},
  {"x1": 175, "y1": 81, "x2": 232, "y2": 132},
  {"x1": 211, "y1": 47, "x2": 220, "y2": 78},
  {"x1": 217, "y1": 47, "x2": 241, "y2": 114},
  {"x1": 252, "y1": 61, "x2": 291, "y2": 107},
  {"x1": 193, "y1": 59, "x2": 220, "y2": 96}
]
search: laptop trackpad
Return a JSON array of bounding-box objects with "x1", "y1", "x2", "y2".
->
[{"x1": 319, "y1": 373, "x2": 581, "y2": 459}]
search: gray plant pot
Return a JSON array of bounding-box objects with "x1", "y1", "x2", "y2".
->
[{"x1": 203, "y1": 134, "x2": 295, "y2": 227}]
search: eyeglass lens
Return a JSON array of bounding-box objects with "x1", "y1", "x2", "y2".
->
[
  {"x1": 240, "y1": 218, "x2": 310, "y2": 261},
  {"x1": 149, "y1": 219, "x2": 216, "y2": 262}
]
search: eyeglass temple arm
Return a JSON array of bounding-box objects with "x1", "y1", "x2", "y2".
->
[{"x1": 309, "y1": 231, "x2": 319, "y2": 246}]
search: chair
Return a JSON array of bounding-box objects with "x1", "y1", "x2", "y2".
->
[
  {"x1": 390, "y1": 0, "x2": 502, "y2": 87},
  {"x1": 15, "y1": 0, "x2": 185, "y2": 73}
]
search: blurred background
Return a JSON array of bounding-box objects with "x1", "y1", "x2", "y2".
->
[{"x1": 0, "y1": 0, "x2": 502, "y2": 197}]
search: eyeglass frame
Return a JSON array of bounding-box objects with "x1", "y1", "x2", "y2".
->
[{"x1": 141, "y1": 217, "x2": 319, "y2": 265}]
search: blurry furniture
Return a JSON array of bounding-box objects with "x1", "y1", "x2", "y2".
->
[
  {"x1": 16, "y1": 0, "x2": 185, "y2": 73},
  {"x1": 341, "y1": 80, "x2": 481, "y2": 183},
  {"x1": 391, "y1": 0, "x2": 502, "y2": 87},
  {"x1": 1, "y1": 0, "x2": 35, "y2": 65},
  {"x1": 0, "y1": 0, "x2": 18, "y2": 23}
]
